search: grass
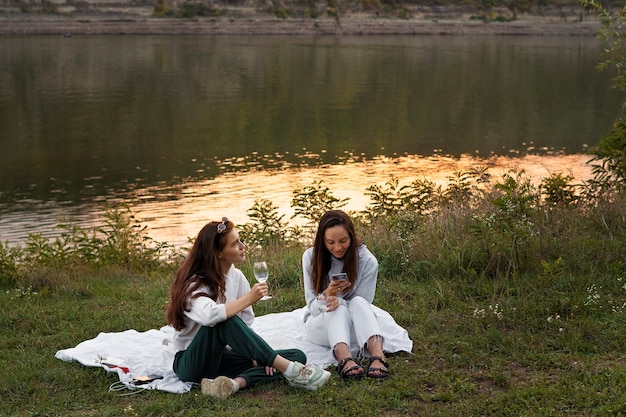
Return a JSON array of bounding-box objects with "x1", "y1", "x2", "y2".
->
[
  {"x1": 2, "y1": 171, "x2": 626, "y2": 416},
  {"x1": 4, "y1": 266, "x2": 626, "y2": 416}
]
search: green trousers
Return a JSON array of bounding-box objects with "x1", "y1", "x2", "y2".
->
[{"x1": 173, "y1": 315, "x2": 306, "y2": 388}]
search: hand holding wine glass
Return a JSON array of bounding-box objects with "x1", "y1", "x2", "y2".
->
[{"x1": 253, "y1": 261, "x2": 272, "y2": 300}]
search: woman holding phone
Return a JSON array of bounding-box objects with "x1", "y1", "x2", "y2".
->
[{"x1": 302, "y1": 210, "x2": 389, "y2": 380}]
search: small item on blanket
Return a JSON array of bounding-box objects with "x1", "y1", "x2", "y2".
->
[
  {"x1": 132, "y1": 375, "x2": 164, "y2": 385},
  {"x1": 102, "y1": 363, "x2": 130, "y2": 374},
  {"x1": 98, "y1": 356, "x2": 130, "y2": 374}
]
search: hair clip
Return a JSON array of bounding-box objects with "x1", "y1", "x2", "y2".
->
[{"x1": 217, "y1": 217, "x2": 228, "y2": 233}]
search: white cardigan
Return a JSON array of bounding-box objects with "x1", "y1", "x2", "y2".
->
[{"x1": 302, "y1": 244, "x2": 379, "y2": 322}]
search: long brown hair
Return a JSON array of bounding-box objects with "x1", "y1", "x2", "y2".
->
[
  {"x1": 166, "y1": 219, "x2": 233, "y2": 331},
  {"x1": 310, "y1": 210, "x2": 361, "y2": 294}
]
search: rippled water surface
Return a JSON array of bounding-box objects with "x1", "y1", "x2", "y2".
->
[{"x1": 0, "y1": 35, "x2": 620, "y2": 247}]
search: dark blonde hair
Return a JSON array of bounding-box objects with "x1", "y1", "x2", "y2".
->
[
  {"x1": 309, "y1": 210, "x2": 361, "y2": 294},
  {"x1": 166, "y1": 219, "x2": 233, "y2": 331}
]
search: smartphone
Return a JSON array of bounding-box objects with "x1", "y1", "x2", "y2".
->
[
  {"x1": 132, "y1": 374, "x2": 164, "y2": 385},
  {"x1": 331, "y1": 272, "x2": 348, "y2": 281}
]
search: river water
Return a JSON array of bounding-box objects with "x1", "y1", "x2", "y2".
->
[{"x1": 0, "y1": 35, "x2": 621, "y2": 247}]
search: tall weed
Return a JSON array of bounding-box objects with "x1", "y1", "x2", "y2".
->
[{"x1": 0, "y1": 206, "x2": 181, "y2": 291}]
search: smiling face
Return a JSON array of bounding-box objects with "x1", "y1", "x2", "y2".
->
[
  {"x1": 218, "y1": 228, "x2": 247, "y2": 270},
  {"x1": 323, "y1": 224, "x2": 351, "y2": 260}
]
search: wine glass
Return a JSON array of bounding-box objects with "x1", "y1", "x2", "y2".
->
[{"x1": 253, "y1": 261, "x2": 272, "y2": 300}]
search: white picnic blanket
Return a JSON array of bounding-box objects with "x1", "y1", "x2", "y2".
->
[{"x1": 55, "y1": 306, "x2": 412, "y2": 393}]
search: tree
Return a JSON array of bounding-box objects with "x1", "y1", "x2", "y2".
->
[{"x1": 582, "y1": 0, "x2": 626, "y2": 190}]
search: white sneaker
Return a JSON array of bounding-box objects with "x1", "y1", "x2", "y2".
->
[
  {"x1": 285, "y1": 362, "x2": 331, "y2": 391},
  {"x1": 200, "y1": 376, "x2": 237, "y2": 398}
]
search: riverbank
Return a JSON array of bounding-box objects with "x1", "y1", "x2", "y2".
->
[{"x1": 0, "y1": 8, "x2": 601, "y2": 36}]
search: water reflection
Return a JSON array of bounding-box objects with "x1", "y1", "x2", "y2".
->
[
  {"x1": 0, "y1": 35, "x2": 620, "y2": 205},
  {"x1": 0, "y1": 151, "x2": 594, "y2": 248},
  {"x1": 122, "y1": 152, "x2": 594, "y2": 248},
  {"x1": 0, "y1": 35, "x2": 619, "y2": 248}
]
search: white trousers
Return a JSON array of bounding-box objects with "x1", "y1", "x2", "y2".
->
[{"x1": 305, "y1": 296, "x2": 383, "y2": 352}]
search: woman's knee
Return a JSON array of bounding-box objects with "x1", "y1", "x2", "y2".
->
[
  {"x1": 334, "y1": 303, "x2": 350, "y2": 316},
  {"x1": 348, "y1": 296, "x2": 369, "y2": 311},
  {"x1": 220, "y1": 315, "x2": 247, "y2": 329}
]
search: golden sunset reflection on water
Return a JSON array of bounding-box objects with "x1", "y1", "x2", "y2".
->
[{"x1": 134, "y1": 153, "x2": 593, "y2": 247}]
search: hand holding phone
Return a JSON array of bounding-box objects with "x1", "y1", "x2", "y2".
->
[{"x1": 331, "y1": 273, "x2": 347, "y2": 281}]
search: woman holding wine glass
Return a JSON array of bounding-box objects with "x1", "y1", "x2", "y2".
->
[
  {"x1": 166, "y1": 217, "x2": 330, "y2": 398},
  {"x1": 253, "y1": 261, "x2": 272, "y2": 300},
  {"x1": 302, "y1": 210, "x2": 389, "y2": 380}
]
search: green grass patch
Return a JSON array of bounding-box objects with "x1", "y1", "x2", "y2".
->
[{"x1": 3, "y1": 251, "x2": 626, "y2": 415}]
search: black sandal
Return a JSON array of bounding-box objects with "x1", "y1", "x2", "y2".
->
[
  {"x1": 366, "y1": 356, "x2": 390, "y2": 379},
  {"x1": 337, "y1": 357, "x2": 364, "y2": 380}
]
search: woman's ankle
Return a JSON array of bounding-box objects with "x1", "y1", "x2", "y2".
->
[
  {"x1": 366, "y1": 335, "x2": 385, "y2": 358},
  {"x1": 233, "y1": 376, "x2": 245, "y2": 390}
]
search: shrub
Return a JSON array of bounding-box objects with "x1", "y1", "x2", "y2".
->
[
  {"x1": 290, "y1": 180, "x2": 349, "y2": 228},
  {"x1": 239, "y1": 199, "x2": 290, "y2": 247},
  {"x1": 582, "y1": 0, "x2": 626, "y2": 190},
  {"x1": 0, "y1": 206, "x2": 180, "y2": 290},
  {"x1": 541, "y1": 172, "x2": 578, "y2": 206}
]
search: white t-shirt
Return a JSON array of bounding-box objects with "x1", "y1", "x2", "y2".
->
[{"x1": 172, "y1": 265, "x2": 254, "y2": 352}]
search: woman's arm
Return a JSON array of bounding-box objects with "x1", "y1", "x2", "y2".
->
[
  {"x1": 186, "y1": 272, "x2": 266, "y2": 327},
  {"x1": 349, "y1": 245, "x2": 379, "y2": 303},
  {"x1": 224, "y1": 288, "x2": 262, "y2": 319},
  {"x1": 225, "y1": 267, "x2": 258, "y2": 326},
  {"x1": 303, "y1": 248, "x2": 325, "y2": 316}
]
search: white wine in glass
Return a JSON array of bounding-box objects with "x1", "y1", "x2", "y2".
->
[{"x1": 253, "y1": 261, "x2": 272, "y2": 300}]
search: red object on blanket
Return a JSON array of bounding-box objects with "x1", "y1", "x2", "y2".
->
[{"x1": 102, "y1": 362, "x2": 130, "y2": 374}]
